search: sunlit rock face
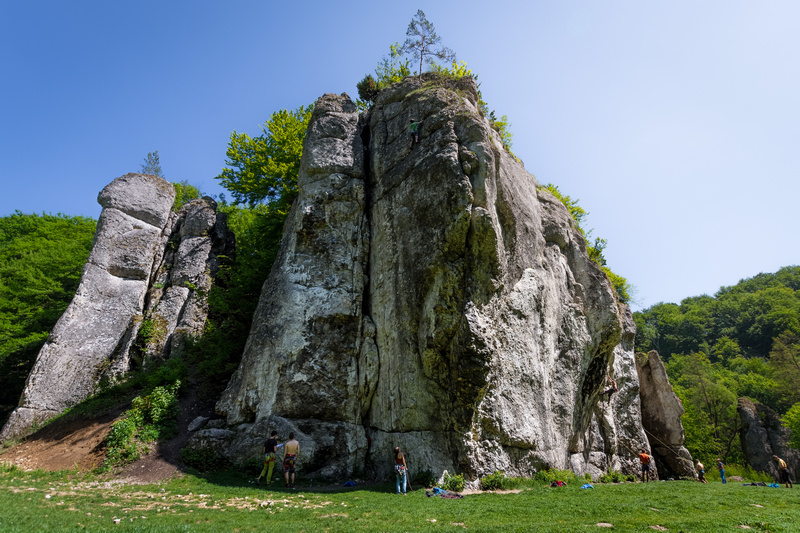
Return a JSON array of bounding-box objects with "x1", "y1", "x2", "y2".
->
[
  {"x1": 207, "y1": 76, "x2": 649, "y2": 481},
  {"x1": 635, "y1": 350, "x2": 696, "y2": 479},
  {"x1": 0, "y1": 174, "x2": 231, "y2": 441}
]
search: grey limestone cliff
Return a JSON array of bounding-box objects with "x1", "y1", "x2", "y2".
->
[
  {"x1": 635, "y1": 350, "x2": 695, "y2": 479},
  {"x1": 738, "y1": 397, "x2": 799, "y2": 481},
  {"x1": 194, "y1": 75, "x2": 650, "y2": 481},
  {"x1": 0, "y1": 174, "x2": 231, "y2": 441}
]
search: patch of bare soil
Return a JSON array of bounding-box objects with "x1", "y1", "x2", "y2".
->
[
  {"x1": 0, "y1": 408, "x2": 123, "y2": 472},
  {"x1": 1, "y1": 379, "x2": 214, "y2": 485}
]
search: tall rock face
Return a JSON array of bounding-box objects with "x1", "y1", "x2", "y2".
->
[
  {"x1": 0, "y1": 174, "x2": 231, "y2": 441},
  {"x1": 635, "y1": 350, "x2": 695, "y2": 479},
  {"x1": 738, "y1": 398, "x2": 799, "y2": 480},
  {"x1": 203, "y1": 75, "x2": 649, "y2": 480}
]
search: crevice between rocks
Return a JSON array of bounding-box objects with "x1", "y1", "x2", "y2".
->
[{"x1": 358, "y1": 114, "x2": 379, "y2": 474}]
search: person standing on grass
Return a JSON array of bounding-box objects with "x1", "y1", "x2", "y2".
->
[
  {"x1": 283, "y1": 432, "x2": 300, "y2": 489},
  {"x1": 394, "y1": 446, "x2": 408, "y2": 495},
  {"x1": 773, "y1": 455, "x2": 793, "y2": 488},
  {"x1": 716, "y1": 458, "x2": 726, "y2": 484},
  {"x1": 696, "y1": 459, "x2": 708, "y2": 483},
  {"x1": 257, "y1": 430, "x2": 279, "y2": 486},
  {"x1": 638, "y1": 449, "x2": 653, "y2": 482}
]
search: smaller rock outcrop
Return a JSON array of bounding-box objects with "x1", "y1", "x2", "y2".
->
[
  {"x1": 738, "y1": 397, "x2": 799, "y2": 481},
  {"x1": 0, "y1": 174, "x2": 232, "y2": 441},
  {"x1": 635, "y1": 350, "x2": 695, "y2": 479}
]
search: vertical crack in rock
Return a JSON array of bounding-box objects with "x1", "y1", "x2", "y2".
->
[{"x1": 358, "y1": 114, "x2": 380, "y2": 474}]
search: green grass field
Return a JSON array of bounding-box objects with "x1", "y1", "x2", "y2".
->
[{"x1": 0, "y1": 465, "x2": 796, "y2": 532}]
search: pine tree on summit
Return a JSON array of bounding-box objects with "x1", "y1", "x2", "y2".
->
[
  {"x1": 401, "y1": 10, "x2": 456, "y2": 79},
  {"x1": 140, "y1": 150, "x2": 164, "y2": 177}
]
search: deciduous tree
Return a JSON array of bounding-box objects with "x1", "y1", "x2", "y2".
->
[{"x1": 216, "y1": 105, "x2": 312, "y2": 209}]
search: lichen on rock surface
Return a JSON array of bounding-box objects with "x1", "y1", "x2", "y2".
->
[{"x1": 201, "y1": 75, "x2": 651, "y2": 481}]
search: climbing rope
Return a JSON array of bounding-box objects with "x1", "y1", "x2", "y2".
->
[{"x1": 642, "y1": 428, "x2": 686, "y2": 459}]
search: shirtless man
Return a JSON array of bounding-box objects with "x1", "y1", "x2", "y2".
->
[
  {"x1": 773, "y1": 455, "x2": 793, "y2": 488},
  {"x1": 283, "y1": 432, "x2": 301, "y2": 489},
  {"x1": 696, "y1": 459, "x2": 708, "y2": 483}
]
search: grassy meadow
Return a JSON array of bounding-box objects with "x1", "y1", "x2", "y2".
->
[{"x1": 0, "y1": 465, "x2": 797, "y2": 532}]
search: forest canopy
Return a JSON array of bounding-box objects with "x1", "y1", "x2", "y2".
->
[
  {"x1": 0, "y1": 212, "x2": 97, "y2": 411},
  {"x1": 634, "y1": 266, "x2": 800, "y2": 462}
]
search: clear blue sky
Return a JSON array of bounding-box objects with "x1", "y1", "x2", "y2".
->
[{"x1": 2, "y1": 1, "x2": 798, "y2": 310}]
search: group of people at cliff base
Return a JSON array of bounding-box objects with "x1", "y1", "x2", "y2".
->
[
  {"x1": 255, "y1": 431, "x2": 411, "y2": 495},
  {"x1": 257, "y1": 431, "x2": 300, "y2": 489},
  {"x1": 697, "y1": 456, "x2": 793, "y2": 487},
  {"x1": 257, "y1": 430, "x2": 793, "y2": 492},
  {"x1": 641, "y1": 450, "x2": 793, "y2": 488}
]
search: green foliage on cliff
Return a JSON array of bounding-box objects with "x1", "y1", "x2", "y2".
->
[
  {"x1": 0, "y1": 212, "x2": 96, "y2": 416},
  {"x1": 357, "y1": 43, "x2": 411, "y2": 105},
  {"x1": 784, "y1": 402, "x2": 800, "y2": 450},
  {"x1": 102, "y1": 380, "x2": 181, "y2": 469},
  {"x1": 216, "y1": 105, "x2": 313, "y2": 208},
  {"x1": 540, "y1": 183, "x2": 633, "y2": 303},
  {"x1": 172, "y1": 180, "x2": 201, "y2": 211},
  {"x1": 401, "y1": 9, "x2": 456, "y2": 79},
  {"x1": 140, "y1": 150, "x2": 163, "y2": 177},
  {"x1": 634, "y1": 266, "x2": 800, "y2": 459}
]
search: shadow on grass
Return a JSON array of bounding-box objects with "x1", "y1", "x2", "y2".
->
[{"x1": 190, "y1": 468, "x2": 408, "y2": 496}]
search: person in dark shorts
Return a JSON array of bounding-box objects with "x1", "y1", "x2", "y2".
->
[
  {"x1": 773, "y1": 455, "x2": 793, "y2": 488},
  {"x1": 409, "y1": 119, "x2": 420, "y2": 146},
  {"x1": 600, "y1": 376, "x2": 618, "y2": 402},
  {"x1": 257, "y1": 430, "x2": 278, "y2": 485},
  {"x1": 283, "y1": 432, "x2": 300, "y2": 489},
  {"x1": 638, "y1": 449, "x2": 652, "y2": 482},
  {"x1": 696, "y1": 459, "x2": 708, "y2": 483}
]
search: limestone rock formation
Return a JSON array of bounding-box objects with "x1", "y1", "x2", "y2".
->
[
  {"x1": 0, "y1": 174, "x2": 231, "y2": 441},
  {"x1": 738, "y1": 398, "x2": 799, "y2": 480},
  {"x1": 194, "y1": 75, "x2": 649, "y2": 481},
  {"x1": 635, "y1": 350, "x2": 695, "y2": 479}
]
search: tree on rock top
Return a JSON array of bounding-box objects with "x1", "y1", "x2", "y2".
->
[
  {"x1": 140, "y1": 150, "x2": 164, "y2": 177},
  {"x1": 401, "y1": 10, "x2": 456, "y2": 79}
]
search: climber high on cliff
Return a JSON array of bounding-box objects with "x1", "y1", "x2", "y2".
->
[
  {"x1": 600, "y1": 376, "x2": 618, "y2": 402},
  {"x1": 409, "y1": 118, "x2": 420, "y2": 146}
]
